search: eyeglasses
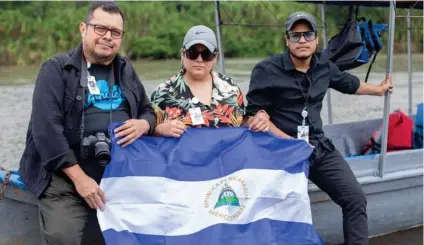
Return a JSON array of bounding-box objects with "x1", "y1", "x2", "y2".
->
[
  {"x1": 84, "y1": 22, "x2": 124, "y2": 39},
  {"x1": 184, "y1": 47, "x2": 216, "y2": 62},
  {"x1": 287, "y1": 31, "x2": 317, "y2": 43}
]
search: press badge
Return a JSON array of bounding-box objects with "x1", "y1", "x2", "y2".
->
[
  {"x1": 297, "y1": 107, "x2": 309, "y2": 142},
  {"x1": 297, "y1": 125, "x2": 309, "y2": 143},
  {"x1": 87, "y1": 75, "x2": 100, "y2": 95},
  {"x1": 189, "y1": 107, "x2": 205, "y2": 126}
]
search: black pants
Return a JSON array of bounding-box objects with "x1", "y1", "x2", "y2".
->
[
  {"x1": 37, "y1": 171, "x2": 106, "y2": 245},
  {"x1": 309, "y1": 140, "x2": 368, "y2": 245}
]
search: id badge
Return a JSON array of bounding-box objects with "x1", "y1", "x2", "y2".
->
[
  {"x1": 297, "y1": 125, "x2": 309, "y2": 143},
  {"x1": 189, "y1": 107, "x2": 205, "y2": 126},
  {"x1": 87, "y1": 76, "x2": 100, "y2": 95}
]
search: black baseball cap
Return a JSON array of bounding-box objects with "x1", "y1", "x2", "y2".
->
[{"x1": 285, "y1": 12, "x2": 318, "y2": 32}]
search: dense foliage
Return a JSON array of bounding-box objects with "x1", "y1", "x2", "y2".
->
[{"x1": 1, "y1": 1, "x2": 422, "y2": 65}]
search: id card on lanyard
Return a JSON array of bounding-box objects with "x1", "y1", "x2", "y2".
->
[
  {"x1": 296, "y1": 75, "x2": 312, "y2": 143},
  {"x1": 189, "y1": 107, "x2": 205, "y2": 125},
  {"x1": 297, "y1": 108, "x2": 309, "y2": 142},
  {"x1": 189, "y1": 97, "x2": 205, "y2": 126},
  {"x1": 87, "y1": 75, "x2": 100, "y2": 95},
  {"x1": 83, "y1": 61, "x2": 100, "y2": 95},
  {"x1": 81, "y1": 59, "x2": 115, "y2": 96}
]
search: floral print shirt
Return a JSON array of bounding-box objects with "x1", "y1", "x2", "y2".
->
[{"x1": 151, "y1": 70, "x2": 245, "y2": 128}]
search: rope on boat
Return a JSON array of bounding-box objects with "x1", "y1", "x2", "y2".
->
[{"x1": 0, "y1": 166, "x2": 11, "y2": 200}]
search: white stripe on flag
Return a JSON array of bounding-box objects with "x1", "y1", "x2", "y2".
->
[{"x1": 98, "y1": 169, "x2": 311, "y2": 236}]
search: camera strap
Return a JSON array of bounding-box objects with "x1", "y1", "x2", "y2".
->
[{"x1": 79, "y1": 56, "x2": 114, "y2": 139}]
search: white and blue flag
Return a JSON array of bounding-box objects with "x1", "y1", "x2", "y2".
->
[{"x1": 98, "y1": 125, "x2": 323, "y2": 245}]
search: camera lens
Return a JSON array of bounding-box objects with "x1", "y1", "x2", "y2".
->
[{"x1": 94, "y1": 142, "x2": 111, "y2": 166}]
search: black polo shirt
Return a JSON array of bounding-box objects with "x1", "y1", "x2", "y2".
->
[{"x1": 246, "y1": 50, "x2": 360, "y2": 144}]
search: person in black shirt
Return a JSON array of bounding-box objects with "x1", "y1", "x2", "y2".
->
[
  {"x1": 19, "y1": 2, "x2": 156, "y2": 245},
  {"x1": 246, "y1": 12, "x2": 393, "y2": 245}
]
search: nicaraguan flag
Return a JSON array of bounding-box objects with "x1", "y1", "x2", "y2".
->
[{"x1": 98, "y1": 125, "x2": 323, "y2": 245}]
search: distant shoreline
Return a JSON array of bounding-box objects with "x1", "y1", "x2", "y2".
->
[{"x1": 0, "y1": 52, "x2": 423, "y2": 68}]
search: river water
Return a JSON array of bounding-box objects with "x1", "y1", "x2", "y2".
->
[{"x1": 0, "y1": 54, "x2": 423, "y2": 244}]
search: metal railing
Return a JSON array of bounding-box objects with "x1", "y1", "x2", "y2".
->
[{"x1": 212, "y1": 0, "x2": 420, "y2": 178}]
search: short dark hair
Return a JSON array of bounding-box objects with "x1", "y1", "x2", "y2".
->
[{"x1": 84, "y1": 1, "x2": 125, "y2": 24}]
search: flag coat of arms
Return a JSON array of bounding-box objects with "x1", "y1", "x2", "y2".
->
[{"x1": 98, "y1": 125, "x2": 324, "y2": 245}]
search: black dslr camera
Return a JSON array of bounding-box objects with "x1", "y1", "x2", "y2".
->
[{"x1": 80, "y1": 132, "x2": 112, "y2": 166}]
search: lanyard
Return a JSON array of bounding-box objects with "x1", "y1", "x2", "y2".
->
[
  {"x1": 79, "y1": 56, "x2": 115, "y2": 138},
  {"x1": 295, "y1": 74, "x2": 312, "y2": 126},
  {"x1": 80, "y1": 57, "x2": 115, "y2": 88}
]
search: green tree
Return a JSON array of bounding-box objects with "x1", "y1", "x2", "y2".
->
[{"x1": 0, "y1": 1, "x2": 422, "y2": 66}]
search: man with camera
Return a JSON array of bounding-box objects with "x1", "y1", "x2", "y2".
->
[{"x1": 19, "y1": 2, "x2": 156, "y2": 245}]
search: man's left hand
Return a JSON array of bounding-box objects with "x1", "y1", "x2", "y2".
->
[
  {"x1": 114, "y1": 119, "x2": 150, "y2": 147},
  {"x1": 379, "y1": 74, "x2": 393, "y2": 96},
  {"x1": 248, "y1": 110, "x2": 270, "y2": 132}
]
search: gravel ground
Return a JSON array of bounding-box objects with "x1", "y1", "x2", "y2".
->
[{"x1": 0, "y1": 71, "x2": 422, "y2": 169}]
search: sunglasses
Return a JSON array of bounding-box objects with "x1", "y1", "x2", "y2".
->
[
  {"x1": 184, "y1": 48, "x2": 216, "y2": 62},
  {"x1": 287, "y1": 31, "x2": 317, "y2": 43}
]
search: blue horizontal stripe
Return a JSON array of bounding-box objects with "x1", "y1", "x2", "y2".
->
[
  {"x1": 104, "y1": 124, "x2": 313, "y2": 181},
  {"x1": 102, "y1": 219, "x2": 323, "y2": 245}
]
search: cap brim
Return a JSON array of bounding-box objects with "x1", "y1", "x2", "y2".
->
[{"x1": 184, "y1": 40, "x2": 216, "y2": 52}]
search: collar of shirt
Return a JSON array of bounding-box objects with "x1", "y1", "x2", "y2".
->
[
  {"x1": 281, "y1": 50, "x2": 327, "y2": 71},
  {"x1": 171, "y1": 69, "x2": 240, "y2": 106}
]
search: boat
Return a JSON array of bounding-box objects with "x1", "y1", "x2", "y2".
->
[
  {"x1": 212, "y1": 0, "x2": 423, "y2": 243},
  {"x1": 2, "y1": 116, "x2": 422, "y2": 245},
  {"x1": 1, "y1": 1, "x2": 422, "y2": 244},
  {"x1": 311, "y1": 117, "x2": 423, "y2": 244}
]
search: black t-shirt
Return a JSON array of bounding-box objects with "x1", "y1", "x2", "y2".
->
[{"x1": 82, "y1": 64, "x2": 131, "y2": 138}]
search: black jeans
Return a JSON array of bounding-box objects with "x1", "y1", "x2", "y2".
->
[
  {"x1": 37, "y1": 170, "x2": 105, "y2": 245},
  {"x1": 309, "y1": 140, "x2": 368, "y2": 245}
]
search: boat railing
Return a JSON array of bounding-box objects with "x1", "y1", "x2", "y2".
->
[{"x1": 212, "y1": 0, "x2": 423, "y2": 179}]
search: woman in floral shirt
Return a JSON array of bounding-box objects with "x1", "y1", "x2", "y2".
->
[{"x1": 151, "y1": 25, "x2": 269, "y2": 137}]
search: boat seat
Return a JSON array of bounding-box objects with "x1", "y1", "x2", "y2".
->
[
  {"x1": 324, "y1": 115, "x2": 418, "y2": 159},
  {"x1": 323, "y1": 118, "x2": 383, "y2": 158}
]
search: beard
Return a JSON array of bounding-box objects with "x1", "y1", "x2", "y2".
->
[
  {"x1": 93, "y1": 50, "x2": 113, "y2": 60},
  {"x1": 288, "y1": 49, "x2": 312, "y2": 61},
  {"x1": 82, "y1": 41, "x2": 115, "y2": 64}
]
